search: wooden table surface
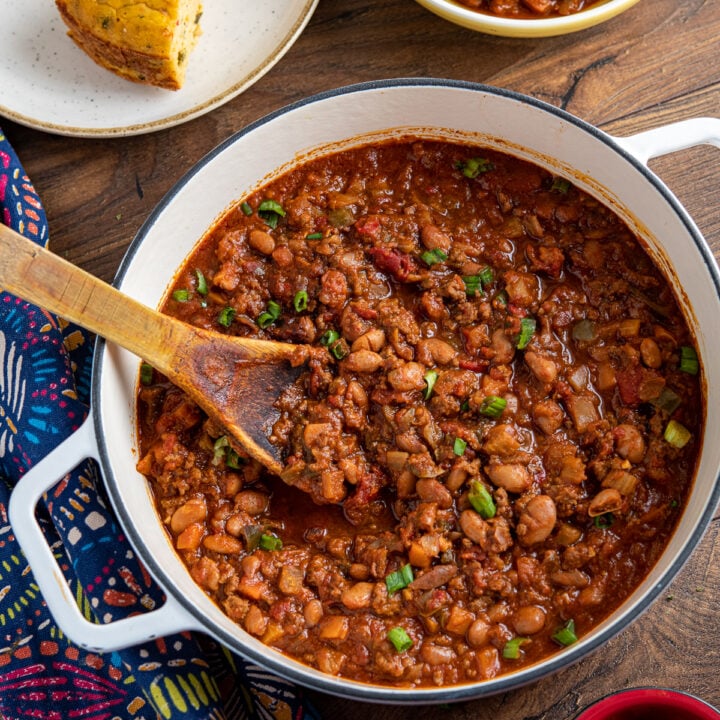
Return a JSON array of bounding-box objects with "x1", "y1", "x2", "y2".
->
[{"x1": 3, "y1": 1, "x2": 719, "y2": 718}]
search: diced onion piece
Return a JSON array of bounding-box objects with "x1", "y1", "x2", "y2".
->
[
  {"x1": 664, "y1": 419, "x2": 691, "y2": 448},
  {"x1": 652, "y1": 387, "x2": 681, "y2": 414},
  {"x1": 571, "y1": 319, "x2": 596, "y2": 342}
]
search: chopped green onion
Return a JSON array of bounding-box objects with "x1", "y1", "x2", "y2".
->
[
  {"x1": 293, "y1": 290, "x2": 309, "y2": 312},
  {"x1": 468, "y1": 480, "x2": 496, "y2": 519},
  {"x1": 306, "y1": 231, "x2": 323, "y2": 240},
  {"x1": 172, "y1": 289, "x2": 190, "y2": 302},
  {"x1": 479, "y1": 266, "x2": 494, "y2": 286},
  {"x1": 385, "y1": 564, "x2": 414, "y2": 594},
  {"x1": 679, "y1": 345, "x2": 699, "y2": 375},
  {"x1": 319, "y1": 328, "x2": 347, "y2": 359},
  {"x1": 551, "y1": 177, "x2": 571, "y2": 194},
  {"x1": 217, "y1": 306, "x2": 236, "y2": 328},
  {"x1": 140, "y1": 362, "x2": 153, "y2": 385},
  {"x1": 330, "y1": 340, "x2": 348, "y2": 360},
  {"x1": 195, "y1": 269, "x2": 208, "y2": 296},
  {"x1": 463, "y1": 266, "x2": 494, "y2": 296},
  {"x1": 212, "y1": 435, "x2": 230, "y2": 465},
  {"x1": 516, "y1": 317, "x2": 536, "y2": 349},
  {"x1": 257, "y1": 312, "x2": 275, "y2": 329},
  {"x1": 225, "y1": 447, "x2": 242, "y2": 470},
  {"x1": 552, "y1": 619, "x2": 578, "y2": 646},
  {"x1": 494, "y1": 290, "x2": 508, "y2": 307},
  {"x1": 664, "y1": 419, "x2": 691, "y2": 448},
  {"x1": 259, "y1": 533, "x2": 283, "y2": 551},
  {"x1": 453, "y1": 437, "x2": 467, "y2": 456},
  {"x1": 258, "y1": 199, "x2": 285, "y2": 229},
  {"x1": 240, "y1": 201, "x2": 253, "y2": 216},
  {"x1": 593, "y1": 512, "x2": 615, "y2": 529},
  {"x1": 652, "y1": 387, "x2": 681, "y2": 414},
  {"x1": 320, "y1": 329, "x2": 340, "y2": 346},
  {"x1": 387, "y1": 626, "x2": 413, "y2": 653},
  {"x1": 502, "y1": 637, "x2": 529, "y2": 660},
  {"x1": 423, "y1": 369, "x2": 439, "y2": 400},
  {"x1": 420, "y1": 248, "x2": 448, "y2": 266},
  {"x1": 479, "y1": 395, "x2": 507, "y2": 418},
  {"x1": 257, "y1": 300, "x2": 282, "y2": 328},
  {"x1": 463, "y1": 275, "x2": 483, "y2": 296},
  {"x1": 457, "y1": 157, "x2": 493, "y2": 179}
]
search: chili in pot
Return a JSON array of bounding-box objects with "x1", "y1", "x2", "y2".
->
[{"x1": 136, "y1": 138, "x2": 701, "y2": 687}]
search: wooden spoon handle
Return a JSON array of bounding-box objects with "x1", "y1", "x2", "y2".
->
[{"x1": 0, "y1": 223, "x2": 192, "y2": 376}]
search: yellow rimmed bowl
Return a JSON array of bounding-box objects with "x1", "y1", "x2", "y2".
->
[{"x1": 413, "y1": 0, "x2": 642, "y2": 37}]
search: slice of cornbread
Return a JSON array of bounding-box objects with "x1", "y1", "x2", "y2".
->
[{"x1": 55, "y1": 0, "x2": 203, "y2": 90}]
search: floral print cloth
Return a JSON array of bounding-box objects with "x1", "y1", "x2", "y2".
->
[{"x1": 0, "y1": 126, "x2": 320, "y2": 720}]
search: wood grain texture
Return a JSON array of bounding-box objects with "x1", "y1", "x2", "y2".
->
[{"x1": 2, "y1": 0, "x2": 719, "y2": 717}]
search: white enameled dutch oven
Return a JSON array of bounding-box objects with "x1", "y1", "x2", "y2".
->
[{"x1": 9, "y1": 79, "x2": 720, "y2": 704}]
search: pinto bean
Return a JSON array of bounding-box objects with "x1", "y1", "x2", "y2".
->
[
  {"x1": 416, "y1": 337, "x2": 458, "y2": 366},
  {"x1": 640, "y1": 337, "x2": 663, "y2": 368},
  {"x1": 421, "y1": 643, "x2": 456, "y2": 666},
  {"x1": 170, "y1": 497, "x2": 207, "y2": 534},
  {"x1": 304, "y1": 599, "x2": 324, "y2": 627},
  {"x1": 341, "y1": 582, "x2": 375, "y2": 610},
  {"x1": 486, "y1": 462, "x2": 532, "y2": 493},
  {"x1": 466, "y1": 617, "x2": 492, "y2": 648},
  {"x1": 613, "y1": 424, "x2": 646, "y2": 463},
  {"x1": 203, "y1": 533, "x2": 243, "y2": 555},
  {"x1": 524, "y1": 351, "x2": 558, "y2": 384},
  {"x1": 517, "y1": 495, "x2": 557, "y2": 546},
  {"x1": 234, "y1": 490, "x2": 269, "y2": 516},
  {"x1": 416, "y1": 478, "x2": 453, "y2": 509},
  {"x1": 244, "y1": 605, "x2": 268, "y2": 636},
  {"x1": 588, "y1": 488, "x2": 623, "y2": 517},
  {"x1": 344, "y1": 349, "x2": 384, "y2": 373},
  {"x1": 420, "y1": 224, "x2": 452, "y2": 253},
  {"x1": 512, "y1": 605, "x2": 546, "y2": 635},
  {"x1": 460, "y1": 509, "x2": 488, "y2": 545},
  {"x1": 387, "y1": 362, "x2": 427, "y2": 391},
  {"x1": 490, "y1": 329, "x2": 515, "y2": 364},
  {"x1": 319, "y1": 269, "x2": 349, "y2": 309},
  {"x1": 248, "y1": 229, "x2": 275, "y2": 255},
  {"x1": 351, "y1": 328, "x2": 386, "y2": 352}
]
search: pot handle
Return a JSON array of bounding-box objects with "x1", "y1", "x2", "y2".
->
[
  {"x1": 8, "y1": 416, "x2": 201, "y2": 652},
  {"x1": 612, "y1": 117, "x2": 720, "y2": 165}
]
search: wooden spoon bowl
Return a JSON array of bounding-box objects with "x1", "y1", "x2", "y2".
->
[{"x1": 0, "y1": 224, "x2": 304, "y2": 473}]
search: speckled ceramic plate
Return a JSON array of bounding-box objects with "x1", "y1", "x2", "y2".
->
[{"x1": 0, "y1": 0, "x2": 318, "y2": 137}]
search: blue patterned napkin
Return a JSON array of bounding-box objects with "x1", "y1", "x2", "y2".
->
[{"x1": 0, "y1": 127, "x2": 320, "y2": 720}]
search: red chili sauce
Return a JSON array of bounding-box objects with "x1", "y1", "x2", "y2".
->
[
  {"x1": 136, "y1": 139, "x2": 702, "y2": 687},
  {"x1": 456, "y1": 0, "x2": 602, "y2": 19}
]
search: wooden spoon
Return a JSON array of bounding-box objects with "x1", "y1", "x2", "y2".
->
[{"x1": 0, "y1": 223, "x2": 304, "y2": 474}]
